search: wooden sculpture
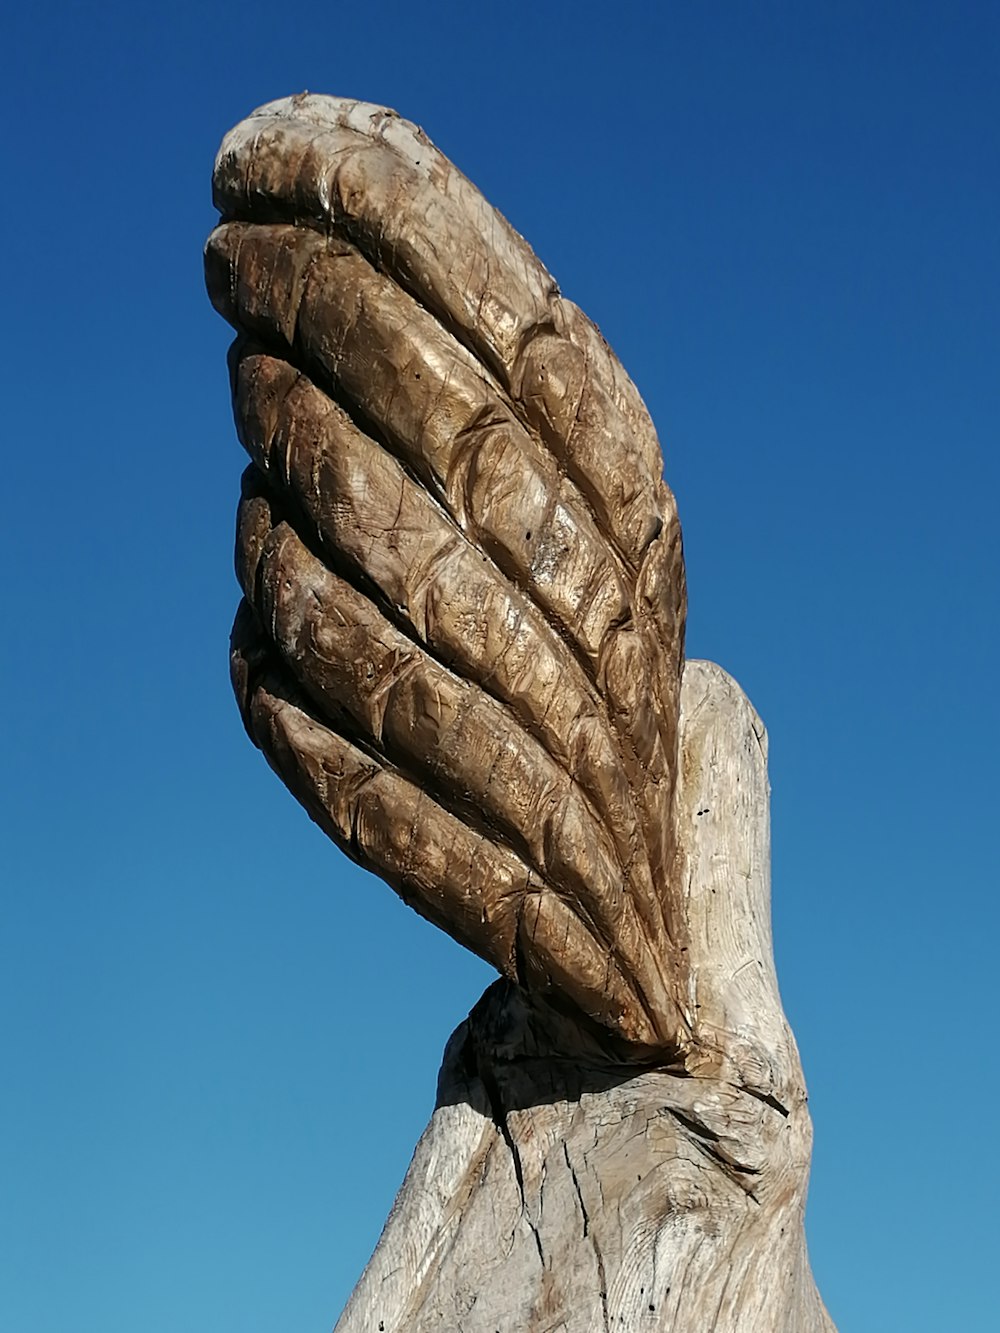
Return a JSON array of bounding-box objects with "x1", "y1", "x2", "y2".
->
[{"x1": 206, "y1": 94, "x2": 836, "y2": 1332}]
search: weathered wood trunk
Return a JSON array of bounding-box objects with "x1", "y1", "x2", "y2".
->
[
  {"x1": 336, "y1": 662, "x2": 833, "y2": 1332},
  {"x1": 205, "y1": 95, "x2": 836, "y2": 1331}
]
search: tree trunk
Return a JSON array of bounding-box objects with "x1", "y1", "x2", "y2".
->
[{"x1": 336, "y1": 661, "x2": 834, "y2": 1332}]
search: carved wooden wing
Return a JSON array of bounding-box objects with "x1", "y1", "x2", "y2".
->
[{"x1": 206, "y1": 95, "x2": 688, "y2": 1049}]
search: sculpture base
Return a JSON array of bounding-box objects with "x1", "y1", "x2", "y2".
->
[{"x1": 336, "y1": 663, "x2": 835, "y2": 1332}]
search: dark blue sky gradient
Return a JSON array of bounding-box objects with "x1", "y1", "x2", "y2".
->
[{"x1": 3, "y1": 3, "x2": 998, "y2": 1329}]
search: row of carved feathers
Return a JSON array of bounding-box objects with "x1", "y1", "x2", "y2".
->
[{"x1": 205, "y1": 95, "x2": 688, "y2": 1049}]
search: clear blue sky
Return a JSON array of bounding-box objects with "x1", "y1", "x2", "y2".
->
[{"x1": 3, "y1": 3, "x2": 997, "y2": 1329}]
